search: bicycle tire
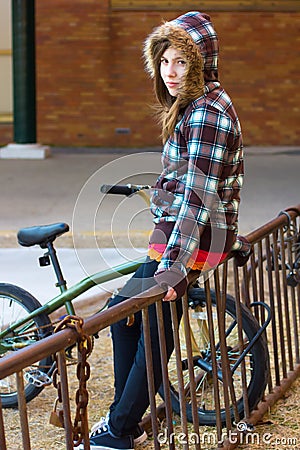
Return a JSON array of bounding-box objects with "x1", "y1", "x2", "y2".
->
[
  {"x1": 159, "y1": 290, "x2": 269, "y2": 426},
  {"x1": 0, "y1": 283, "x2": 53, "y2": 408}
]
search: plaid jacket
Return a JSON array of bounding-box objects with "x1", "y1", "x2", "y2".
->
[{"x1": 150, "y1": 81, "x2": 244, "y2": 276}]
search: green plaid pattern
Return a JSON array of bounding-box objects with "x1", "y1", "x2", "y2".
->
[{"x1": 151, "y1": 82, "x2": 244, "y2": 273}]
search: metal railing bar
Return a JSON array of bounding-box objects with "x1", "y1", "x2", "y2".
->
[
  {"x1": 245, "y1": 205, "x2": 300, "y2": 245},
  {"x1": 221, "y1": 261, "x2": 240, "y2": 425},
  {"x1": 181, "y1": 291, "x2": 201, "y2": 450},
  {"x1": 257, "y1": 241, "x2": 266, "y2": 327},
  {"x1": 265, "y1": 234, "x2": 278, "y2": 388},
  {"x1": 249, "y1": 248, "x2": 259, "y2": 321},
  {"x1": 155, "y1": 300, "x2": 175, "y2": 450},
  {"x1": 204, "y1": 278, "x2": 223, "y2": 444},
  {"x1": 288, "y1": 218, "x2": 300, "y2": 362},
  {"x1": 242, "y1": 263, "x2": 251, "y2": 307},
  {"x1": 290, "y1": 283, "x2": 300, "y2": 364},
  {"x1": 142, "y1": 307, "x2": 160, "y2": 450},
  {"x1": 233, "y1": 261, "x2": 250, "y2": 419},
  {"x1": 16, "y1": 370, "x2": 31, "y2": 450},
  {"x1": 214, "y1": 266, "x2": 234, "y2": 431},
  {"x1": 260, "y1": 238, "x2": 272, "y2": 395},
  {"x1": 279, "y1": 227, "x2": 294, "y2": 371},
  {"x1": 297, "y1": 282, "x2": 300, "y2": 363},
  {"x1": 169, "y1": 301, "x2": 190, "y2": 448},
  {"x1": 0, "y1": 397, "x2": 7, "y2": 450},
  {"x1": 56, "y1": 351, "x2": 75, "y2": 449},
  {"x1": 272, "y1": 229, "x2": 287, "y2": 380}
]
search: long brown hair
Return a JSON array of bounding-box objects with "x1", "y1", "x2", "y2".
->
[{"x1": 149, "y1": 38, "x2": 204, "y2": 143}]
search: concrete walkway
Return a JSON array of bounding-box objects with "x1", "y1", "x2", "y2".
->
[{"x1": 1, "y1": 146, "x2": 299, "y2": 241}]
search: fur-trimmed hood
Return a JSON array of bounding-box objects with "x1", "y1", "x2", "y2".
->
[
  {"x1": 144, "y1": 11, "x2": 219, "y2": 91},
  {"x1": 171, "y1": 12, "x2": 219, "y2": 76}
]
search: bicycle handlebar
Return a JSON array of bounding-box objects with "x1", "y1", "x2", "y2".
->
[{"x1": 100, "y1": 184, "x2": 150, "y2": 196}]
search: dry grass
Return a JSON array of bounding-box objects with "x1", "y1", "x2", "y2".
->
[{"x1": 2, "y1": 326, "x2": 300, "y2": 450}]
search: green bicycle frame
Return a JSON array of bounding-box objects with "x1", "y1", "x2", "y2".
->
[
  {"x1": 1, "y1": 185, "x2": 150, "y2": 349},
  {"x1": 0, "y1": 257, "x2": 144, "y2": 343}
]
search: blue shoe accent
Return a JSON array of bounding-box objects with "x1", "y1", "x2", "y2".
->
[
  {"x1": 76, "y1": 424, "x2": 134, "y2": 450},
  {"x1": 91, "y1": 413, "x2": 147, "y2": 446}
]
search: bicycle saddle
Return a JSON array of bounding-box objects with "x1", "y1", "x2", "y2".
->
[{"x1": 17, "y1": 223, "x2": 69, "y2": 248}]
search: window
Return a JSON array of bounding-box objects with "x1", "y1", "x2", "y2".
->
[{"x1": 0, "y1": 1, "x2": 12, "y2": 122}]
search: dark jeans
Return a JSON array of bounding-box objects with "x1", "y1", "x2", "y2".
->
[{"x1": 107, "y1": 257, "x2": 183, "y2": 436}]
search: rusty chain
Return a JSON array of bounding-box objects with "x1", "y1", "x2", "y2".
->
[{"x1": 52, "y1": 315, "x2": 93, "y2": 446}]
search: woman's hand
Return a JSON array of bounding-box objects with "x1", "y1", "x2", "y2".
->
[
  {"x1": 154, "y1": 267, "x2": 187, "y2": 301},
  {"x1": 163, "y1": 286, "x2": 177, "y2": 302}
]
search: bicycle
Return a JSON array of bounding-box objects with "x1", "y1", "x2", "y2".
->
[{"x1": 0, "y1": 184, "x2": 273, "y2": 427}]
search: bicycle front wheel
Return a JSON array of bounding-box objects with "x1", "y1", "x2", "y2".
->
[
  {"x1": 0, "y1": 283, "x2": 53, "y2": 408},
  {"x1": 161, "y1": 290, "x2": 269, "y2": 426}
]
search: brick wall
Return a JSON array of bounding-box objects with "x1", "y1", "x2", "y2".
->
[
  {"x1": 0, "y1": 124, "x2": 13, "y2": 145},
  {"x1": 2, "y1": 3, "x2": 299, "y2": 148}
]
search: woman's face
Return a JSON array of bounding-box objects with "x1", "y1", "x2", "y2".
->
[{"x1": 160, "y1": 47, "x2": 187, "y2": 97}]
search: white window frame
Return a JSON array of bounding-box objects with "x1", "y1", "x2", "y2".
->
[{"x1": 0, "y1": 1, "x2": 13, "y2": 121}]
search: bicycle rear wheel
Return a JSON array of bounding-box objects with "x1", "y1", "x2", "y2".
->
[
  {"x1": 160, "y1": 289, "x2": 269, "y2": 426},
  {"x1": 0, "y1": 283, "x2": 53, "y2": 408}
]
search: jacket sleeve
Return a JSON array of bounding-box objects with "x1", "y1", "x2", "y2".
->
[{"x1": 154, "y1": 106, "x2": 233, "y2": 286}]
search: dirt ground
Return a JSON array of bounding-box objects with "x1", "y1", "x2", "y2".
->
[{"x1": 2, "y1": 325, "x2": 300, "y2": 450}]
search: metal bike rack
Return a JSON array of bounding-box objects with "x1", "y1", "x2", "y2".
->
[{"x1": 0, "y1": 204, "x2": 299, "y2": 449}]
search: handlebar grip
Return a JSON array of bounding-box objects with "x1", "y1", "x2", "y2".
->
[{"x1": 100, "y1": 184, "x2": 137, "y2": 196}]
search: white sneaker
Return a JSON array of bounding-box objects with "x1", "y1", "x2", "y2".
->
[
  {"x1": 91, "y1": 412, "x2": 147, "y2": 445},
  {"x1": 91, "y1": 412, "x2": 110, "y2": 433},
  {"x1": 77, "y1": 423, "x2": 134, "y2": 450}
]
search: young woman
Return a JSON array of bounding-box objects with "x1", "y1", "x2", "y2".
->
[{"x1": 78, "y1": 11, "x2": 250, "y2": 450}]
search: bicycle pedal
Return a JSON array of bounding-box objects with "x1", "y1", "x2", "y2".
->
[{"x1": 24, "y1": 369, "x2": 52, "y2": 387}]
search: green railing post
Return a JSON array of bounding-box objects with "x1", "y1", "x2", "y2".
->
[
  {"x1": 12, "y1": 0, "x2": 36, "y2": 144},
  {"x1": 1, "y1": 0, "x2": 49, "y2": 157}
]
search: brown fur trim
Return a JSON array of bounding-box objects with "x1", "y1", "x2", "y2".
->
[{"x1": 144, "y1": 23, "x2": 204, "y2": 102}]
